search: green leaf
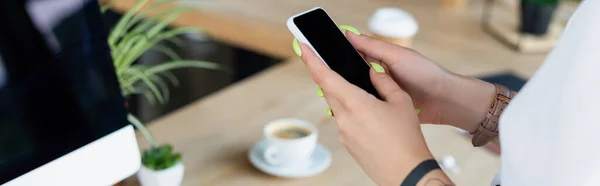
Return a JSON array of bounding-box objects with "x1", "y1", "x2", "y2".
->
[
  {"x1": 120, "y1": 28, "x2": 201, "y2": 68},
  {"x1": 114, "y1": 34, "x2": 147, "y2": 68},
  {"x1": 120, "y1": 60, "x2": 219, "y2": 89},
  {"x1": 161, "y1": 71, "x2": 180, "y2": 86},
  {"x1": 128, "y1": 114, "x2": 158, "y2": 147},
  {"x1": 120, "y1": 0, "x2": 176, "y2": 37},
  {"x1": 123, "y1": 67, "x2": 165, "y2": 104},
  {"x1": 120, "y1": 65, "x2": 147, "y2": 85},
  {"x1": 143, "y1": 91, "x2": 157, "y2": 105},
  {"x1": 145, "y1": 60, "x2": 222, "y2": 75},
  {"x1": 114, "y1": 7, "x2": 188, "y2": 60},
  {"x1": 154, "y1": 28, "x2": 203, "y2": 43},
  {"x1": 139, "y1": 74, "x2": 165, "y2": 104},
  {"x1": 172, "y1": 153, "x2": 182, "y2": 162},
  {"x1": 166, "y1": 37, "x2": 184, "y2": 47},
  {"x1": 109, "y1": 0, "x2": 150, "y2": 47},
  {"x1": 151, "y1": 44, "x2": 182, "y2": 60},
  {"x1": 121, "y1": 84, "x2": 136, "y2": 96},
  {"x1": 159, "y1": 145, "x2": 173, "y2": 157},
  {"x1": 144, "y1": 8, "x2": 190, "y2": 38},
  {"x1": 150, "y1": 74, "x2": 170, "y2": 103}
]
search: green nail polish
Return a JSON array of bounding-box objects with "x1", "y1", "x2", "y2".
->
[
  {"x1": 317, "y1": 87, "x2": 324, "y2": 97},
  {"x1": 339, "y1": 25, "x2": 361, "y2": 35},
  {"x1": 293, "y1": 38, "x2": 302, "y2": 56},
  {"x1": 415, "y1": 109, "x2": 421, "y2": 114},
  {"x1": 370, "y1": 62, "x2": 385, "y2": 73},
  {"x1": 327, "y1": 108, "x2": 333, "y2": 116}
]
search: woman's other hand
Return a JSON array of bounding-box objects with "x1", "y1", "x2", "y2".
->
[{"x1": 346, "y1": 31, "x2": 496, "y2": 132}]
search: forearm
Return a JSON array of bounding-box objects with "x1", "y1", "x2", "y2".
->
[{"x1": 439, "y1": 74, "x2": 500, "y2": 146}]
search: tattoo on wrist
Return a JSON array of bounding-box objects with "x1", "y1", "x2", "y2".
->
[{"x1": 423, "y1": 178, "x2": 455, "y2": 186}]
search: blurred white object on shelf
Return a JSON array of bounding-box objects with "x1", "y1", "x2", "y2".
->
[{"x1": 368, "y1": 8, "x2": 418, "y2": 47}]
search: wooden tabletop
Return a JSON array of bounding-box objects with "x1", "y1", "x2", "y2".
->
[
  {"x1": 126, "y1": 60, "x2": 500, "y2": 186},
  {"x1": 110, "y1": 0, "x2": 551, "y2": 185}
]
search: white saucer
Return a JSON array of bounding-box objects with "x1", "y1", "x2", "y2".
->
[{"x1": 248, "y1": 140, "x2": 332, "y2": 178}]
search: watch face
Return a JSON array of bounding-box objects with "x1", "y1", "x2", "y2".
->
[{"x1": 0, "y1": 1, "x2": 128, "y2": 184}]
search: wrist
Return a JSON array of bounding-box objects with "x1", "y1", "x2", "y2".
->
[
  {"x1": 415, "y1": 169, "x2": 454, "y2": 186},
  {"x1": 439, "y1": 74, "x2": 496, "y2": 132},
  {"x1": 392, "y1": 155, "x2": 453, "y2": 186},
  {"x1": 383, "y1": 153, "x2": 434, "y2": 186}
]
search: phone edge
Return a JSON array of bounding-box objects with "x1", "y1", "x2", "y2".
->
[{"x1": 286, "y1": 7, "x2": 331, "y2": 69}]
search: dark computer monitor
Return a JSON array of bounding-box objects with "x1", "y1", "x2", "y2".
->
[{"x1": 0, "y1": 0, "x2": 140, "y2": 185}]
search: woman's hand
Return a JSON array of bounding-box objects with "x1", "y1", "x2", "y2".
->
[
  {"x1": 345, "y1": 32, "x2": 496, "y2": 133},
  {"x1": 299, "y1": 43, "x2": 451, "y2": 186}
]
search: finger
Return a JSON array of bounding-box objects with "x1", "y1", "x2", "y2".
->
[
  {"x1": 368, "y1": 62, "x2": 409, "y2": 104},
  {"x1": 364, "y1": 56, "x2": 389, "y2": 71},
  {"x1": 299, "y1": 43, "x2": 367, "y2": 105},
  {"x1": 324, "y1": 95, "x2": 344, "y2": 117},
  {"x1": 365, "y1": 56, "x2": 394, "y2": 79},
  {"x1": 346, "y1": 32, "x2": 408, "y2": 66},
  {"x1": 317, "y1": 86, "x2": 345, "y2": 116},
  {"x1": 364, "y1": 56, "x2": 379, "y2": 64}
]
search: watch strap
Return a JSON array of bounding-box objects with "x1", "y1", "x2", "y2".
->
[
  {"x1": 400, "y1": 159, "x2": 441, "y2": 186},
  {"x1": 470, "y1": 84, "x2": 514, "y2": 147}
]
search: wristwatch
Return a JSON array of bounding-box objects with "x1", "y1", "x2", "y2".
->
[{"x1": 470, "y1": 84, "x2": 514, "y2": 147}]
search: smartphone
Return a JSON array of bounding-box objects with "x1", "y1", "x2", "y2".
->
[{"x1": 287, "y1": 7, "x2": 380, "y2": 99}]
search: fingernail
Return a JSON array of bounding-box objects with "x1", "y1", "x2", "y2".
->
[
  {"x1": 415, "y1": 109, "x2": 421, "y2": 114},
  {"x1": 317, "y1": 87, "x2": 324, "y2": 97},
  {"x1": 339, "y1": 25, "x2": 361, "y2": 35},
  {"x1": 327, "y1": 108, "x2": 333, "y2": 116},
  {"x1": 370, "y1": 62, "x2": 385, "y2": 73},
  {"x1": 293, "y1": 38, "x2": 302, "y2": 56}
]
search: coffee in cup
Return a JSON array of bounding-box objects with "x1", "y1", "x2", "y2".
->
[
  {"x1": 273, "y1": 126, "x2": 312, "y2": 139},
  {"x1": 262, "y1": 118, "x2": 318, "y2": 167},
  {"x1": 368, "y1": 8, "x2": 419, "y2": 48}
]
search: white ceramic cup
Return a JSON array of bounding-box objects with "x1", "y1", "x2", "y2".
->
[
  {"x1": 368, "y1": 7, "x2": 419, "y2": 47},
  {"x1": 262, "y1": 118, "x2": 318, "y2": 168}
]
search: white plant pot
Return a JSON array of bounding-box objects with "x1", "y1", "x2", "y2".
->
[{"x1": 137, "y1": 162, "x2": 185, "y2": 186}]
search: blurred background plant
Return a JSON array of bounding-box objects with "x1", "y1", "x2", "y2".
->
[
  {"x1": 104, "y1": 0, "x2": 220, "y2": 105},
  {"x1": 102, "y1": 0, "x2": 221, "y2": 170}
]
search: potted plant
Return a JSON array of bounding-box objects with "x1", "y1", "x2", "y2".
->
[
  {"x1": 137, "y1": 145, "x2": 183, "y2": 186},
  {"x1": 128, "y1": 115, "x2": 184, "y2": 186},
  {"x1": 102, "y1": 0, "x2": 221, "y2": 185},
  {"x1": 519, "y1": 0, "x2": 559, "y2": 35}
]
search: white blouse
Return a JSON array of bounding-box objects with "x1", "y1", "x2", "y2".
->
[{"x1": 496, "y1": 0, "x2": 600, "y2": 185}]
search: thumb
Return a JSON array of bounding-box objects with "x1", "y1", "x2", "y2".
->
[
  {"x1": 346, "y1": 32, "x2": 408, "y2": 67},
  {"x1": 368, "y1": 62, "x2": 409, "y2": 104}
]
